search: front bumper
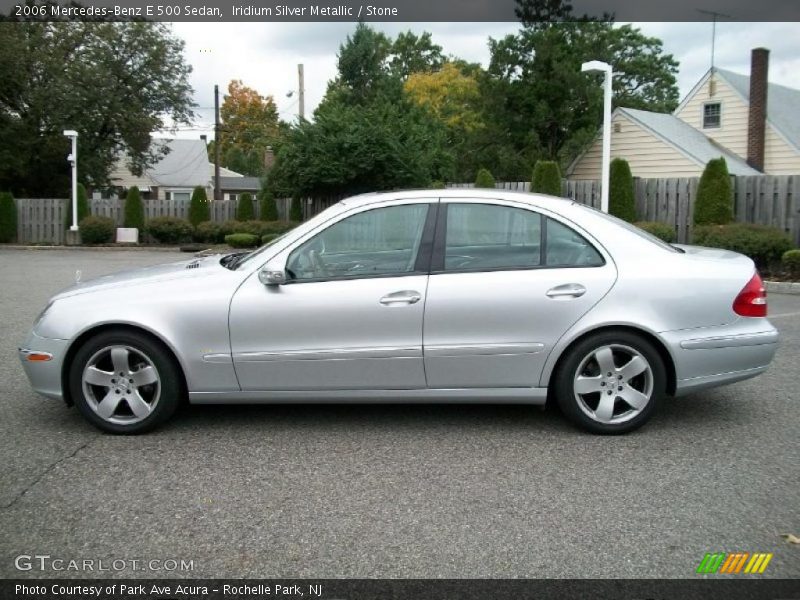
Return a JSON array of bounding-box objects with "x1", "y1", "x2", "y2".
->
[
  {"x1": 661, "y1": 321, "x2": 779, "y2": 397},
  {"x1": 18, "y1": 330, "x2": 69, "y2": 401}
]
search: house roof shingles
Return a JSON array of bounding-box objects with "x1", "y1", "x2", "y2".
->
[{"x1": 618, "y1": 107, "x2": 761, "y2": 176}]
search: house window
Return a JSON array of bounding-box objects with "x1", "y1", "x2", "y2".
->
[
  {"x1": 165, "y1": 189, "x2": 191, "y2": 201},
  {"x1": 703, "y1": 102, "x2": 721, "y2": 129}
]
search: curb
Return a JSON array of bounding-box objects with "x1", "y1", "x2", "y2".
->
[
  {"x1": 0, "y1": 245, "x2": 185, "y2": 252},
  {"x1": 765, "y1": 281, "x2": 800, "y2": 295}
]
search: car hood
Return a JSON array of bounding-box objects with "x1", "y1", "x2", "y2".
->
[{"x1": 51, "y1": 254, "x2": 227, "y2": 300}]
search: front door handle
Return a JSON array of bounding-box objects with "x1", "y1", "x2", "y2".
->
[
  {"x1": 546, "y1": 283, "x2": 587, "y2": 299},
  {"x1": 380, "y1": 290, "x2": 422, "y2": 306}
]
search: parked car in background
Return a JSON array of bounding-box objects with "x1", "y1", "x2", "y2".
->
[{"x1": 19, "y1": 189, "x2": 778, "y2": 434}]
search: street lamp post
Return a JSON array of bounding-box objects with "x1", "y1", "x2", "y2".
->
[
  {"x1": 581, "y1": 61, "x2": 612, "y2": 213},
  {"x1": 63, "y1": 130, "x2": 79, "y2": 231}
]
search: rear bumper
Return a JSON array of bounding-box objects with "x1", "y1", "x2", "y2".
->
[
  {"x1": 661, "y1": 322, "x2": 779, "y2": 397},
  {"x1": 18, "y1": 331, "x2": 69, "y2": 401}
]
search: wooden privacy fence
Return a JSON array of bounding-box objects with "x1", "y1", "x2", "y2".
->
[{"x1": 11, "y1": 176, "x2": 800, "y2": 246}]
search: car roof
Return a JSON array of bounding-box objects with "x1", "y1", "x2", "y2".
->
[{"x1": 338, "y1": 188, "x2": 576, "y2": 210}]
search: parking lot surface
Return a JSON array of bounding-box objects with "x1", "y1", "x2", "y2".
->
[{"x1": 1, "y1": 248, "x2": 798, "y2": 578}]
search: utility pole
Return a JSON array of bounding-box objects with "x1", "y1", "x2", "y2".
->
[
  {"x1": 214, "y1": 84, "x2": 221, "y2": 201},
  {"x1": 298, "y1": 63, "x2": 305, "y2": 120}
]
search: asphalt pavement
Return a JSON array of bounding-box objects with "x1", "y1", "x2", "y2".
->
[{"x1": 0, "y1": 248, "x2": 798, "y2": 579}]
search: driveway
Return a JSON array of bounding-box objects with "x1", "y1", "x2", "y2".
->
[{"x1": 0, "y1": 248, "x2": 798, "y2": 578}]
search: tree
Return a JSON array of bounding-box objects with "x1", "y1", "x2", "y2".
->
[
  {"x1": 218, "y1": 80, "x2": 280, "y2": 177},
  {"x1": 259, "y1": 185, "x2": 279, "y2": 221},
  {"x1": 405, "y1": 62, "x2": 483, "y2": 132},
  {"x1": 0, "y1": 191, "x2": 16, "y2": 243},
  {"x1": 64, "y1": 183, "x2": 90, "y2": 230},
  {"x1": 475, "y1": 168, "x2": 496, "y2": 189},
  {"x1": 188, "y1": 186, "x2": 210, "y2": 227},
  {"x1": 531, "y1": 161, "x2": 562, "y2": 196},
  {"x1": 236, "y1": 192, "x2": 254, "y2": 221},
  {"x1": 289, "y1": 197, "x2": 303, "y2": 222},
  {"x1": 0, "y1": 20, "x2": 193, "y2": 196},
  {"x1": 609, "y1": 158, "x2": 636, "y2": 222},
  {"x1": 123, "y1": 186, "x2": 145, "y2": 230},
  {"x1": 486, "y1": 10, "x2": 679, "y2": 169},
  {"x1": 389, "y1": 31, "x2": 444, "y2": 80},
  {"x1": 694, "y1": 158, "x2": 734, "y2": 226},
  {"x1": 336, "y1": 23, "x2": 393, "y2": 103}
]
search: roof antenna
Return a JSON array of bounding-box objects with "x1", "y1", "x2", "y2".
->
[{"x1": 697, "y1": 9, "x2": 732, "y2": 71}]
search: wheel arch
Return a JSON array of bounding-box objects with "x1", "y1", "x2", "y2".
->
[
  {"x1": 545, "y1": 325, "x2": 677, "y2": 397},
  {"x1": 61, "y1": 323, "x2": 189, "y2": 407}
]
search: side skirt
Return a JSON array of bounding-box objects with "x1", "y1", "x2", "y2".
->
[{"x1": 189, "y1": 387, "x2": 548, "y2": 405}]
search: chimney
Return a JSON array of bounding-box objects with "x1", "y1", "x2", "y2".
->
[{"x1": 746, "y1": 48, "x2": 769, "y2": 172}]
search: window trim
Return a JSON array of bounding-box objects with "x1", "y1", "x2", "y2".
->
[
  {"x1": 281, "y1": 202, "x2": 438, "y2": 285},
  {"x1": 430, "y1": 201, "x2": 606, "y2": 275},
  {"x1": 702, "y1": 101, "x2": 722, "y2": 129}
]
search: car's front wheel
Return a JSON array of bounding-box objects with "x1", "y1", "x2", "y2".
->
[
  {"x1": 69, "y1": 330, "x2": 181, "y2": 434},
  {"x1": 553, "y1": 330, "x2": 666, "y2": 434}
]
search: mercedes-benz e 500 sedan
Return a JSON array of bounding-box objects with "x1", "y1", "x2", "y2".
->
[{"x1": 20, "y1": 190, "x2": 779, "y2": 434}]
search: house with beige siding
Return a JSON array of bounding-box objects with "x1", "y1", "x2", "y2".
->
[{"x1": 568, "y1": 48, "x2": 800, "y2": 179}]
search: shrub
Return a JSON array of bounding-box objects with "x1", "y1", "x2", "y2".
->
[
  {"x1": 219, "y1": 219, "x2": 263, "y2": 238},
  {"x1": 694, "y1": 158, "x2": 733, "y2": 226},
  {"x1": 146, "y1": 216, "x2": 193, "y2": 244},
  {"x1": 225, "y1": 233, "x2": 260, "y2": 248},
  {"x1": 0, "y1": 191, "x2": 17, "y2": 243},
  {"x1": 475, "y1": 168, "x2": 495, "y2": 189},
  {"x1": 609, "y1": 158, "x2": 636, "y2": 223},
  {"x1": 261, "y1": 233, "x2": 280, "y2": 245},
  {"x1": 259, "y1": 187, "x2": 279, "y2": 221},
  {"x1": 531, "y1": 161, "x2": 561, "y2": 196},
  {"x1": 290, "y1": 197, "x2": 303, "y2": 222},
  {"x1": 258, "y1": 220, "x2": 297, "y2": 236},
  {"x1": 193, "y1": 221, "x2": 221, "y2": 243},
  {"x1": 78, "y1": 215, "x2": 115, "y2": 244},
  {"x1": 123, "y1": 186, "x2": 145, "y2": 230},
  {"x1": 634, "y1": 221, "x2": 676, "y2": 243},
  {"x1": 430, "y1": 180, "x2": 446, "y2": 189},
  {"x1": 782, "y1": 249, "x2": 800, "y2": 279},
  {"x1": 188, "y1": 186, "x2": 210, "y2": 226},
  {"x1": 692, "y1": 223, "x2": 793, "y2": 270},
  {"x1": 64, "y1": 183, "x2": 90, "y2": 229},
  {"x1": 236, "y1": 192, "x2": 254, "y2": 221}
]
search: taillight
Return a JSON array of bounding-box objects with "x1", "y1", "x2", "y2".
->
[{"x1": 733, "y1": 273, "x2": 767, "y2": 317}]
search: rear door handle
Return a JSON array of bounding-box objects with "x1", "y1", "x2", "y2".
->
[
  {"x1": 380, "y1": 290, "x2": 422, "y2": 306},
  {"x1": 546, "y1": 283, "x2": 587, "y2": 298}
]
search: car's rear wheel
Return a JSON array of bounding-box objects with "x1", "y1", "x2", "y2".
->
[
  {"x1": 69, "y1": 330, "x2": 181, "y2": 434},
  {"x1": 553, "y1": 331, "x2": 665, "y2": 434}
]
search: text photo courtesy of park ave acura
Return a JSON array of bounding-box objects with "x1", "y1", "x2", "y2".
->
[{"x1": 1, "y1": 0, "x2": 799, "y2": 599}]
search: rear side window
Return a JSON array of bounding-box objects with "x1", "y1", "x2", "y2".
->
[{"x1": 441, "y1": 203, "x2": 604, "y2": 272}]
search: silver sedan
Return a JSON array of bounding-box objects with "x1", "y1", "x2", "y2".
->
[{"x1": 19, "y1": 189, "x2": 779, "y2": 434}]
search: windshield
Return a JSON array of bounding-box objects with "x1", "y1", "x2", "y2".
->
[{"x1": 575, "y1": 203, "x2": 679, "y2": 253}]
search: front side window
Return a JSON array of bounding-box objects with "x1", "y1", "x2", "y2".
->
[
  {"x1": 286, "y1": 203, "x2": 429, "y2": 281},
  {"x1": 703, "y1": 102, "x2": 721, "y2": 128}
]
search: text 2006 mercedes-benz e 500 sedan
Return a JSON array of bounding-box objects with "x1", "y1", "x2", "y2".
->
[{"x1": 20, "y1": 189, "x2": 779, "y2": 434}]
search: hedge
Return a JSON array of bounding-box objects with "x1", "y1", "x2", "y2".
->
[
  {"x1": 123, "y1": 186, "x2": 145, "y2": 230},
  {"x1": 475, "y1": 168, "x2": 495, "y2": 189},
  {"x1": 609, "y1": 158, "x2": 636, "y2": 223},
  {"x1": 225, "y1": 233, "x2": 260, "y2": 248},
  {"x1": 259, "y1": 187, "x2": 279, "y2": 221},
  {"x1": 783, "y1": 249, "x2": 800, "y2": 279},
  {"x1": 193, "y1": 221, "x2": 221, "y2": 243},
  {"x1": 694, "y1": 158, "x2": 734, "y2": 226},
  {"x1": 261, "y1": 233, "x2": 281, "y2": 245},
  {"x1": 634, "y1": 221, "x2": 676, "y2": 243},
  {"x1": 188, "y1": 186, "x2": 210, "y2": 226},
  {"x1": 79, "y1": 215, "x2": 115, "y2": 244},
  {"x1": 531, "y1": 161, "x2": 561, "y2": 196},
  {"x1": 0, "y1": 191, "x2": 16, "y2": 243},
  {"x1": 147, "y1": 216, "x2": 193, "y2": 244},
  {"x1": 290, "y1": 197, "x2": 303, "y2": 222},
  {"x1": 692, "y1": 223, "x2": 793, "y2": 270},
  {"x1": 236, "y1": 192, "x2": 254, "y2": 221}
]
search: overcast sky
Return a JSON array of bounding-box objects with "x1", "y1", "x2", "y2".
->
[{"x1": 166, "y1": 21, "x2": 800, "y2": 139}]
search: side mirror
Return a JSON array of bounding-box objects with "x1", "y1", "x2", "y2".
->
[{"x1": 258, "y1": 268, "x2": 287, "y2": 286}]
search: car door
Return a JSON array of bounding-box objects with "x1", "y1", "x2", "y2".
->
[
  {"x1": 229, "y1": 200, "x2": 435, "y2": 391},
  {"x1": 423, "y1": 199, "x2": 617, "y2": 389}
]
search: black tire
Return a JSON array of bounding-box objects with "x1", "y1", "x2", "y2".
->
[
  {"x1": 553, "y1": 330, "x2": 666, "y2": 435},
  {"x1": 69, "y1": 330, "x2": 182, "y2": 434}
]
